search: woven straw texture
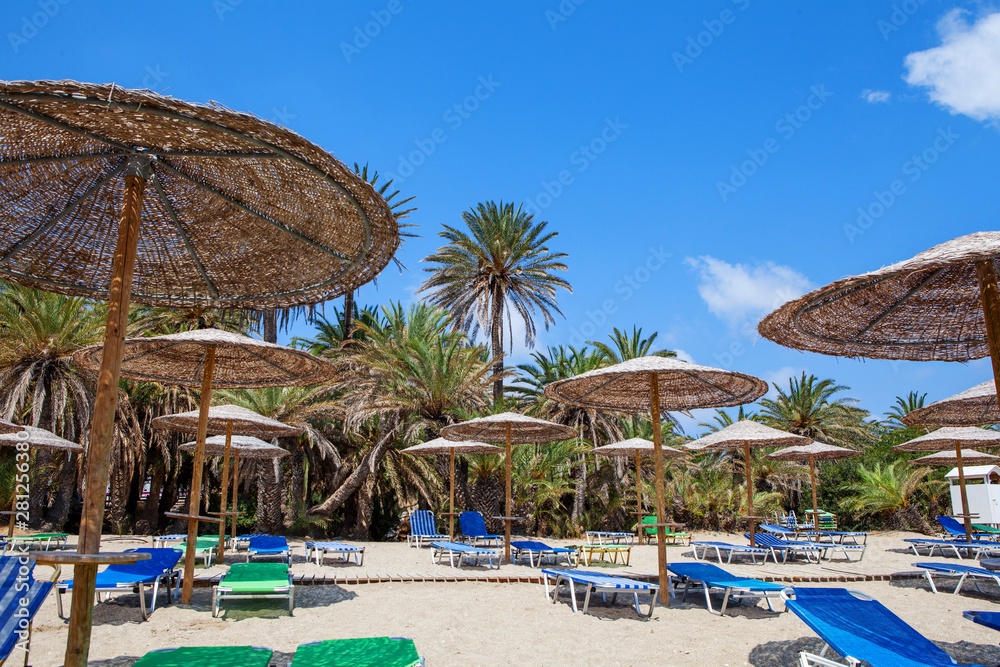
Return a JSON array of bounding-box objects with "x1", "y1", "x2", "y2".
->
[
  {"x1": 0, "y1": 425, "x2": 83, "y2": 451},
  {"x1": 543, "y1": 357, "x2": 768, "y2": 412},
  {"x1": 402, "y1": 438, "x2": 503, "y2": 457},
  {"x1": 684, "y1": 420, "x2": 810, "y2": 452},
  {"x1": 902, "y1": 380, "x2": 999, "y2": 427},
  {"x1": 767, "y1": 442, "x2": 861, "y2": 462},
  {"x1": 590, "y1": 438, "x2": 686, "y2": 458},
  {"x1": 440, "y1": 412, "x2": 577, "y2": 445},
  {"x1": 910, "y1": 449, "x2": 1000, "y2": 466},
  {"x1": 179, "y1": 435, "x2": 288, "y2": 459},
  {"x1": 152, "y1": 404, "x2": 302, "y2": 437},
  {"x1": 73, "y1": 329, "x2": 336, "y2": 388},
  {"x1": 0, "y1": 419, "x2": 20, "y2": 435},
  {"x1": 758, "y1": 232, "x2": 1000, "y2": 361},
  {"x1": 0, "y1": 79, "x2": 399, "y2": 309},
  {"x1": 893, "y1": 426, "x2": 1000, "y2": 452}
]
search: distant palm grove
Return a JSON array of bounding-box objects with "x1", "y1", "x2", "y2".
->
[{"x1": 0, "y1": 198, "x2": 951, "y2": 539}]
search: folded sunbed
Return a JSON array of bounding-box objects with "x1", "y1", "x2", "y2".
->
[
  {"x1": 913, "y1": 561, "x2": 1000, "y2": 596},
  {"x1": 246, "y1": 535, "x2": 292, "y2": 564},
  {"x1": 458, "y1": 511, "x2": 503, "y2": 547},
  {"x1": 541, "y1": 568, "x2": 658, "y2": 617},
  {"x1": 305, "y1": 541, "x2": 365, "y2": 566},
  {"x1": 429, "y1": 541, "x2": 499, "y2": 569},
  {"x1": 289, "y1": 637, "x2": 424, "y2": 667},
  {"x1": 177, "y1": 536, "x2": 218, "y2": 567},
  {"x1": 964, "y1": 610, "x2": 1000, "y2": 632},
  {"x1": 131, "y1": 646, "x2": 273, "y2": 667},
  {"x1": 667, "y1": 562, "x2": 785, "y2": 615},
  {"x1": 904, "y1": 537, "x2": 1000, "y2": 560},
  {"x1": 784, "y1": 587, "x2": 989, "y2": 667},
  {"x1": 56, "y1": 547, "x2": 181, "y2": 620},
  {"x1": 212, "y1": 562, "x2": 293, "y2": 617},
  {"x1": 510, "y1": 540, "x2": 575, "y2": 567},
  {"x1": 407, "y1": 511, "x2": 447, "y2": 547},
  {"x1": 691, "y1": 541, "x2": 768, "y2": 564},
  {"x1": 0, "y1": 554, "x2": 56, "y2": 666},
  {"x1": 584, "y1": 530, "x2": 633, "y2": 545}
]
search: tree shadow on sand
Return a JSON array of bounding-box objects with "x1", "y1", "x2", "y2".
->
[{"x1": 748, "y1": 637, "x2": 1000, "y2": 666}]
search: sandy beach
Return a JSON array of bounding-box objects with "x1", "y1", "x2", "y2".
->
[{"x1": 20, "y1": 531, "x2": 1000, "y2": 666}]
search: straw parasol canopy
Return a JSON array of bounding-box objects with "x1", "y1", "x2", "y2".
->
[
  {"x1": 0, "y1": 425, "x2": 84, "y2": 451},
  {"x1": 0, "y1": 79, "x2": 400, "y2": 667},
  {"x1": 74, "y1": 329, "x2": 337, "y2": 389},
  {"x1": 0, "y1": 419, "x2": 20, "y2": 434},
  {"x1": 152, "y1": 404, "x2": 303, "y2": 438},
  {"x1": 179, "y1": 435, "x2": 290, "y2": 459},
  {"x1": 767, "y1": 442, "x2": 860, "y2": 531},
  {"x1": 903, "y1": 381, "x2": 999, "y2": 427},
  {"x1": 441, "y1": 413, "x2": 575, "y2": 563},
  {"x1": 403, "y1": 438, "x2": 503, "y2": 538},
  {"x1": 911, "y1": 449, "x2": 1000, "y2": 467}
]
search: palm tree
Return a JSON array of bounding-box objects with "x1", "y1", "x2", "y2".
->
[
  {"x1": 759, "y1": 373, "x2": 874, "y2": 447},
  {"x1": 884, "y1": 391, "x2": 928, "y2": 430},
  {"x1": 419, "y1": 201, "x2": 571, "y2": 403},
  {"x1": 838, "y1": 462, "x2": 945, "y2": 532},
  {"x1": 589, "y1": 326, "x2": 675, "y2": 363}
]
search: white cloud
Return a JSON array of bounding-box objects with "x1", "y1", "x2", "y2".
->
[
  {"x1": 861, "y1": 89, "x2": 891, "y2": 104},
  {"x1": 673, "y1": 348, "x2": 695, "y2": 364},
  {"x1": 762, "y1": 366, "x2": 806, "y2": 399},
  {"x1": 904, "y1": 10, "x2": 1000, "y2": 123},
  {"x1": 684, "y1": 256, "x2": 813, "y2": 326}
]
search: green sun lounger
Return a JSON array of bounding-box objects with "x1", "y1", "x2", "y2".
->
[
  {"x1": 212, "y1": 562, "x2": 293, "y2": 617},
  {"x1": 5, "y1": 532, "x2": 68, "y2": 551},
  {"x1": 132, "y1": 645, "x2": 273, "y2": 666},
  {"x1": 176, "y1": 536, "x2": 218, "y2": 567},
  {"x1": 290, "y1": 637, "x2": 424, "y2": 667}
]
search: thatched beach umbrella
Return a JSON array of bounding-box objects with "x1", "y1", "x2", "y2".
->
[
  {"x1": 685, "y1": 421, "x2": 809, "y2": 544},
  {"x1": 910, "y1": 449, "x2": 1000, "y2": 466},
  {"x1": 903, "y1": 381, "x2": 999, "y2": 428},
  {"x1": 545, "y1": 356, "x2": 768, "y2": 606},
  {"x1": 0, "y1": 425, "x2": 84, "y2": 538},
  {"x1": 0, "y1": 79, "x2": 398, "y2": 665},
  {"x1": 403, "y1": 438, "x2": 503, "y2": 539},
  {"x1": 440, "y1": 413, "x2": 576, "y2": 564},
  {"x1": 590, "y1": 438, "x2": 686, "y2": 537},
  {"x1": 894, "y1": 426, "x2": 1000, "y2": 540},
  {"x1": 767, "y1": 442, "x2": 860, "y2": 531},
  {"x1": 77, "y1": 331, "x2": 319, "y2": 603}
]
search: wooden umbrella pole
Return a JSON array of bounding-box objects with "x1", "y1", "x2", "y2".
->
[
  {"x1": 635, "y1": 451, "x2": 643, "y2": 539},
  {"x1": 745, "y1": 442, "x2": 755, "y2": 546},
  {"x1": 231, "y1": 452, "x2": 240, "y2": 543},
  {"x1": 810, "y1": 456, "x2": 820, "y2": 532},
  {"x1": 65, "y1": 161, "x2": 148, "y2": 667},
  {"x1": 217, "y1": 420, "x2": 233, "y2": 562},
  {"x1": 976, "y1": 261, "x2": 1000, "y2": 411},
  {"x1": 648, "y1": 372, "x2": 669, "y2": 606},
  {"x1": 449, "y1": 448, "x2": 456, "y2": 540},
  {"x1": 505, "y1": 422, "x2": 512, "y2": 565},
  {"x1": 181, "y1": 345, "x2": 216, "y2": 604},
  {"x1": 954, "y1": 441, "x2": 973, "y2": 542},
  {"x1": 6, "y1": 496, "x2": 15, "y2": 540}
]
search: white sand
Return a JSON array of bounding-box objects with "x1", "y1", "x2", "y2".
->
[{"x1": 25, "y1": 532, "x2": 1000, "y2": 666}]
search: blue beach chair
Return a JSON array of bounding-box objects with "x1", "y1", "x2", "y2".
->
[
  {"x1": 541, "y1": 569, "x2": 659, "y2": 617},
  {"x1": 747, "y1": 533, "x2": 824, "y2": 563},
  {"x1": 510, "y1": 540, "x2": 575, "y2": 567},
  {"x1": 407, "y1": 511, "x2": 447, "y2": 547},
  {"x1": 755, "y1": 528, "x2": 866, "y2": 561},
  {"x1": 458, "y1": 511, "x2": 503, "y2": 547},
  {"x1": 913, "y1": 562, "x2": 1000, "y2": 596},
  {"x1": 691, "y1": 541, "x2": 769, "y2": 564},
  {"x1": 246, "y1": 536, "x2": 292, "y2": 564},
  {"x1": 0, "y1": 555, "x2": 56, "y2": 666},
  {"x1": 667, "y1": 562, "x2": 785, "y2": 615},
  {"x1": 904, "y1": 537, "x2": 1000, "y2": 559},
  {"x1": 56, "y1": 547, "x2": 181, "y2": 620},
  {"x1": 305, "y1": 541, "x2": 365, "y2": 566},
  {"x1": 429, "y1": 541, "x2": 499, "y2": 569},
  {"x1": 964, "y1": 610, "x2": 1000, "y2": 632}
]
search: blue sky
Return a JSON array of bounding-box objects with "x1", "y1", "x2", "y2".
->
[{"x1": 5, "y1": 1, "x2": 1000, "y2": 435}]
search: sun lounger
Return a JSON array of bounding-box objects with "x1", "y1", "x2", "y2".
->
[
  {"x1": 290, "y1": 637, "x2": 424, "y2": 667},
  {"x1": 510, "y1": 540, "x2": 575, "y2": 567},
  {"x1": 667, "y1": 562, "x2": 785, "y2": 615},
  {"x1": 151, "y1": 534, "x2": 185, "y2": 549},
  {"x1": 578, "y1": 543, "x2": 631, "y2": 566},
  {"x1": 904, "y1": 538, "x2": 1000, "y2": 559},
  {"x1": 964, "y1": 610, "x2": 1000, "y2": 632},
  {"x1": 5, "y1": 533, "x2": 67, "y2": 551},
  {"x1": 783, "y1": 587, "x2": 989, "y2": 667},
  {"x1": 231, "y1": 533, "x2": 269, "y2": 550},
  {"x1": 541, "y1": 568, "x2": 658, "y2": 617},
  {"x1": 747, "y1": 533, "x2": 822, "y2": 563},
  {"x1": 407, "y1": 511, "x2": 447, "y2": 547},
  {"x1": 754, "y1": 529, "x2": 866, "y2": 561},
  {"x1": 458, "y1": 511, "x2": 503, "y2": 547},
  {"x1": 132, "y1": 646, "x2": 273, "y2": 667},
  {"x1": 56, "y1": 548, "x2": 181, "y2": 620},
  {"x1": 212, "y1": 562, "x2": 294, "y2": 617},
  {"x1": 246, "y1": 535, "x2": 292, "y2": 564},
  {"x1": 0, "y1": 554, "x2": 56, "y2": 666},
  {"x1": 913, "y1": 561, "x2": 1000, "y2": 596},
  {"x1": 584, "y1": 530, "x2": 633, "y2": 545},
  {"x1": 691, "y1": 541, "x2": 769, "y2": 564},
  {"x1": 429, "y1": 541, "x2": 499, "y2": 569},
  {"x1": 639, "y1": 515, "x2": 691, "y2": 545},
  {"x1": 305, "y1": 541, "x2": 365, "y2": 566},
  {"x1": 761, "y1": 523, "x2": 868, "y2": 546},
  {"x1": 177, "y1": 536, "x2": 217, "y2": 567},
  {"x1": 937, "y1": 515, "x2": 997, "y2": 540}
]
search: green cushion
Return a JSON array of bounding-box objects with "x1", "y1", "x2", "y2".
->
[
  {"x1": 973, "y1": 523, "x2": 1000, "y2": 534},
  {"x1": 293, "y1": 638, "x2": 421, "y2": 667},
  {"x1": 133, "y1": 646, "x2": 272, "y2": 667},
  {"x1": 221, "y1": 563, "x2": 290, "y2": 591},
  {"x1": 178, "y1": 537, "x2": 219, "y2": 552},
  {"x1": 11, "y1": 533, "x2": 67, "y2": 540}
]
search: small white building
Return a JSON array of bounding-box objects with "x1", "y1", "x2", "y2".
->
[{"x1": 946, "y1": 465, "x2": 1000, "y2": 526}]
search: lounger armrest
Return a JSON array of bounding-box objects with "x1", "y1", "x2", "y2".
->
[{"x1": 778, "y1": 587, "x2": 795, "y2": 602}]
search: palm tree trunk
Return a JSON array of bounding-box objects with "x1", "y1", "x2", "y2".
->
[
  {"x1": 308, "y1": 418, "x2": 397, "y2": 517},
  {"x1": 283, "y1": 440, "x2": 304, "y2": 527},
  {"x1": 349, "y1": 476, "x2": 376, "y2": 540},
  {"x1": 27, "y1": 449, "x2": 52, "y2": 529},
  {"x1": 142, "y1": 459, "x2": 165, "y2": 528},
  {"x1": 490, "y1": 293, "x2": 505, "y2": 405},
  {"x1": 263, "y1": 310, "x2": 278, "y2": 344},
  {"x1": 46, "y1": 452, "x2": 78, "y2": 531},
  {"x1": 343, "y1": 291, "x2": 354, "y2": 339}
]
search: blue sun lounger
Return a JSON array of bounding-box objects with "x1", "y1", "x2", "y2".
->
[
  {"x1": 913, "y1": 562, "x2": 1000, "y2": 596},
  {"x1": 541, "y1": 569, "x2": 658, "y2": 617},
  {"x1": 407, "y1": 511, "x2": 448, "y2": 547},
  {"x1": 246, "y1": 536, "x2": 292, "y2": 564},
  {"x1": 937, "y1": 515, "x2": 997, "y2": 540},
  {"x1": 667, "y1": 562, "x2": 785, "y2": 615},
  {"x1": 584, "y1": 531, "x2": 633, "y2": 545},
  {"x1": 56, "y1": 548, "x2": 181, "y2": 620},
  {"x1": 691, "y1": 541, "x2": 769, "y2": 564},
  {"x1": 783, "y1": 587, "x2": 989, "y2": 667},
  {"x1": 964, "y1": 610, "x2": 1000, "y2": 632},
  {"x1": 510, "y1": 540, "x2": 575, "y2": 567},
  {"x1": 429, "y1": 541, "x2": 499, "y2": 569},
  {"x1": 755, "y1": 528, "x2": 866, "y2": 561},
  {"x1": 904, "y1": 538, "x2": 1000, "y2": 559},
  {"x1": 747, "y1": 533, "x2": 824, "y2": 563},
  {"x1": 0, "y1": 555, "x2": 56, "y2": 666},
  {"x1": 305, "y1": 541, "x2": 365, "y2": 566},
  {"x1": 761, "y1": 523, "x2": 868, "y2": 546},
  {"x1": 458, "y1": 511, "x2": 503, "y2": 547}
]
